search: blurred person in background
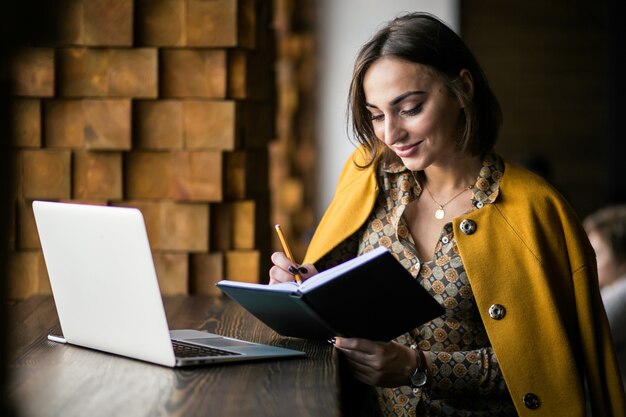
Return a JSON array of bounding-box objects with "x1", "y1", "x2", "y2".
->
[{"x1": 584, "y1": 204, "x2": 626, "y2": 390}]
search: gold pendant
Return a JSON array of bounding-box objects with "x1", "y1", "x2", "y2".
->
[{"x1": 435, "y1": 208, "x2": 445, "y2": 220}]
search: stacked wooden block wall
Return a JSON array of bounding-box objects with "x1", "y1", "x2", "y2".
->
[
  {"x1": 271, "y1": 0, "x2": 317, "y2": 261},
  {"x1": 8, "y1": 0, "x2": 274, "y2": 299}
]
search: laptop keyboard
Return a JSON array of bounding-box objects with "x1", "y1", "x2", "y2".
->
[{"x1": 172, "y1": 340, "x2": 242, "y2": 358}]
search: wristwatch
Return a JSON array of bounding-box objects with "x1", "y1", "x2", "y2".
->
[
  {"x1": 409, "y1": 348, "x2": 428, "y2": 388},
  {"x1": 410, "y1": 366, "x2": 428, "y2": 388}
]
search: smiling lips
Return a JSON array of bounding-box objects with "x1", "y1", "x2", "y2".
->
[{"x1": 392, "y1": 141, "x2": 421, "y2": 158}]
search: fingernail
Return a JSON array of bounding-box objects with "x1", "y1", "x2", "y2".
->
[
  {"x1": 288, "y1": 266, "x2": 298, "y2": 274},
  {"x1": 327, "y1": 338, "x2": 336, "y2": 345},
  {"x1": 298, "y1": 266, "x2": 308, "y2": 274}
]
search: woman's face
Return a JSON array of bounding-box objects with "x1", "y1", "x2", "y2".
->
[
  {"x1": 363, "y1": 57, "x2": 465, "y2": 171},
  {"x1": 588, "y1": 230, "x2": 623, "y2": 288}
]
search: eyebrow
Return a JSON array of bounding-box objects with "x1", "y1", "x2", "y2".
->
[{"x1": 365, "y1": 91, "x2": 425, "y2": 109}]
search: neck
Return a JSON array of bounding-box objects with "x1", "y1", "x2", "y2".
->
[{"x1": 421, "y1": 153, "x2": 482, "y2": 194}]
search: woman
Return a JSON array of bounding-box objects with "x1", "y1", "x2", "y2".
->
[
  {"x1": 270, "y1": 12, "x2": 625, "y2": 416},
  {"x1": 584, "y1": 205, "x2": 626, "y2": 390}
]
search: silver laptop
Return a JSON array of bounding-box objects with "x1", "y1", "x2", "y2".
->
[{"x1": 32, "y1": 200, "x2": 304, "y2": 367}]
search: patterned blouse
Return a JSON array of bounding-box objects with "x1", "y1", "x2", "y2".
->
[{"x1": 315, "y1": 153, "x2": 518, "y2": 416}]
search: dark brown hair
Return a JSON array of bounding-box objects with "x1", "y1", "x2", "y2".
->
[{"x1": 348, "y1": 12, "x2": 502, "y2": 166}]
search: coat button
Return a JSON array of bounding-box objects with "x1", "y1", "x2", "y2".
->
[
  {"x1": 488, "y1": 304, "x2": 506, "y2": 320},
  {"x1": 522, "y1": 393, "x2": 540, "y2": 409},
  {"x1": 459, "y1": 219, "x2": 477, "y2": 235}
]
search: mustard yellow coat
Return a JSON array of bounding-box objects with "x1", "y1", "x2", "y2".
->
[{"x1": 304, "y1": 148, "x2": 626, "y2": 417}]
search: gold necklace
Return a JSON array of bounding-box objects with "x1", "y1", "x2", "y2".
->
[{"x1": 423, "y1": 182, "x2": 472, "y2": 220}]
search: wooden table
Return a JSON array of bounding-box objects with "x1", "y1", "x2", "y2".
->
[{"x1": 7, "y1": 295, "x2": 343, "y2": 417}]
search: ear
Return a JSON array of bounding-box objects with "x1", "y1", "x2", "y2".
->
[{"x1": 458, "y1": 69, "x2": 474, "y2": 100}]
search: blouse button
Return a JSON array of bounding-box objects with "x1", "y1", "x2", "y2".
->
[
  {"x1": 488, "y1": 304, "x2": 506, "y2": 320},
  {"x1": 459, "y1": 219, "x2": 477, "y2": 235},
  {"x1": 522, "y1": 393, "x2": 540, "y2": 409},
  {"x1": 441, "y1": 236, "x2": 449, "y2": 244}
]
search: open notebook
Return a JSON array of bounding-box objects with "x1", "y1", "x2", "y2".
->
[{"x1": 218, "y1": 246, "x2": 445, "y2": 341}]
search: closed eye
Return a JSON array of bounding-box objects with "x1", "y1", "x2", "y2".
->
[
  {"x1": 400, "y1": 104, "x2": 423, "y2": 117},
  {"x1": 370, "y1": 113, "x2": 384, "y2": 122}
]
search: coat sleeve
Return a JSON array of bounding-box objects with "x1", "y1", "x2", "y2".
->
[{"x1": 303, "y1": 148, "x2": 379, "y2": 265}]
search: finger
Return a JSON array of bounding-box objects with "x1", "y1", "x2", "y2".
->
[
  {"x1": 336, "y1": 346, "x2": 375, "y2": 368},
  {"x1": 296, "y1": 263, "x2": 318, "y2": 280},
  {"x1": 336, "y1": 346, "x2": 366, "y2": 368},
  {"x1": 346, "y1": 359, "x2": 375, "y2": 377},
  {"x1": 269, "y1": 251, "x2": 299, "y2": 284},
  {"x1": 270, "y1": 251, "x2": 295, "y2": 269},
  {"x1": 334, "y1": 340, "x2": 377, "y2": 365},
  {"x1": 339, "y1": 354, "x2": 378, "y2": 385},
  {"x1": 269, "y1": 265, "x2": 296, "y2": 284},
  {"x1": 270, "y1": 252, "x2": 319, "y2": 283},
  {"x1": 335, "y1": 337, "x2": 379, "y2": 353}
]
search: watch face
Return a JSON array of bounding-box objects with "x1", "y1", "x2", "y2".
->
[{"x1": 411, "y1": 370, "x2": 427, "y2": 388}]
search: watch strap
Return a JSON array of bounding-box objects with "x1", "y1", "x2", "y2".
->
[{"x1": 409, "y1": 346, "x2": 429, "y2": 389}]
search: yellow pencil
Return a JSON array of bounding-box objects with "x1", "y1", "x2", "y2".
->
[{"x1": 274, "y1": 224, "x2": 302, "y2": 284}]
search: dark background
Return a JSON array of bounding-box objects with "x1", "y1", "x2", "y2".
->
[{"x1": 462, "y1": 0, "x2": 626, "y2": 217}]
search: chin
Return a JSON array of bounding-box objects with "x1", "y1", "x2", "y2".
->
[{"x1": 399, "y1": 156, "x2": 427, "y2": 172}]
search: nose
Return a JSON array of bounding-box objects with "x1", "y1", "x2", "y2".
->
[{"x1": 383, "y1": 115, "x2": 405, "y2": 146}]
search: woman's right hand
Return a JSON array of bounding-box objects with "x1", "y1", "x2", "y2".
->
[{"x1": 269, "y1": 252, "x2": 318, "y2": 284}]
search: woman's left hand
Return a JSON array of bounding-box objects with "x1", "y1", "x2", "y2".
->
[{"x1": 334, "y1": 337, "x2": 418, "y2": 387}]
